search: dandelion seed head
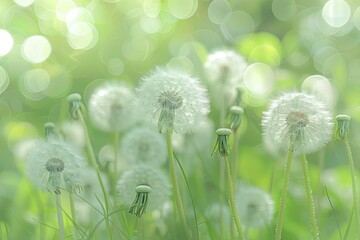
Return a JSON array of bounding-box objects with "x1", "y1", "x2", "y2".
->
[
  {"x1": 88, "y1": 81, "x2": 135, "y2": 132},
  {"x1": 204, "y1": 49, "x2": 247, "y2": 85},
  {"x1": 26, "y1": 139, "x2": 86, "y2": 194},
  {"x1": 236, "y1": 184, "x2": 274, "y2": 228},
  {"x1": 136, "y1": 66, "x2": 210, "y2": 134},
  {"x1": 117, "y1": 165, "x2": 171, "y2": 212},
  {"x1": 120, "y1": 127, "x2": 166, "y2": 167},
  {"x1": 262, "y1": 92, "x2": 333, "y2": 154}
]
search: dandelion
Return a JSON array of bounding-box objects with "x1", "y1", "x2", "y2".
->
[
  {"x1": 262, "y1": 92, "x2": 332, "y2": 240},
  {"x1": 136, "y1": 66, "x2": 210, "y2": 134},
  {"x1": 212, "y1": 128, "x2": 245, "y2": 239},
  {"x1": 88, "y1": 81, "x2": 135, "y2": 132},
  {"x1": 120, "y1": 126, "x2": 166, "y2": 167},
  {"x1": 236, "y1": 184, "x2": 274, "y2": 229},
  {"x1": 204, "y1": 49, "x2": 247, "y2": 86},
  {"x1": 26, "y1": 139, "x2": 86, "y2": 194},
  {"x1": 262, "y1": 92, "x2": 333, "y2": 155},
  {"x1": 335, "y1": 114, "x2": 360, "y2": 237},
  {"x1": 117, "y1": 165, "x2": 171, "y2": 218}
]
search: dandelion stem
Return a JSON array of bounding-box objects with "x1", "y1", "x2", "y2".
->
[
  {"x1": 76, "y1": 109, "x2": 113, "y2": 240},
  {"x1": 136, "y1": 217, "x2": 143, "y2": 240},
  {"x1": 343, "y1": 137, "x2": 360, "y2": 238},
  {"x1": 165, "y1": 130, "x2": 191, "y2": 239},
  {"x1": 77, "y1": 110, "x2": 97, "y2": 168},
  {"x1": 223, "y1": 154, "x2": 245, "y2": 240},
  {"x1": 301, "y1": 153, "x2": 319, "y2": 240},
  {"x1": 69, "y1": 193, "x2": 79, "y2": 240},
  {"x1": 275, "y1": 144, "x2": 294, "y2": 240},
  {"x1": 55, "y1": 194, "x2": 65, "y2": 240}
]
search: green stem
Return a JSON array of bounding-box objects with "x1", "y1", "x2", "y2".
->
[
  {"x1": 223, "y1": 155, "x2": 245, "y2": 240},
  {"x1": 165, "y1": 130, "x2": 191, "y2": 239},
  {"x1": 69, "y1": 193, "x2": 79, "y2": 240},
  {"x1": 301, "y1": 153, "x2": 319, "y2": 240},
  {"x1": 343, "y1": 138, "x2": 360, "y2": 238},
  {"x1": 55, "y1": 194, "x2": 65, "y2": 240},
  {"x1": 77, "y1": 111, "x2": 97, "y2": 168},
  {"x1": 231, "y1": 130, "x2": 239, "y2": 240},
  {"x1": 275, "y1": 144, "x2": 294, "y2": 240},
  {"x1": 136, "y1": 217, "x2": 143, "y2": 240},
  {"x1": 76, "y1": 109, "x2": 112, "y2": 240}
]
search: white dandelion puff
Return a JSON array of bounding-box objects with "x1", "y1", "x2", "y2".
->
[
  {"x1": 120, "y1": 126, "x2": 166, "y2": 167},
  {"x1": 117, "y1": 165, "x2": 171, "y2": 217},
  {"x1": 136, "y1": 66, "x2": 210, "y2": 134},
  {"x1": 236, "y1": 184, "x2": 274, "y2": 228},
  {"x1": 262, "y1": 92, "x2": 333, "y2": 154},
  {"x1": 26, "y1": 139, "x2": 86, "y2": 194},
  {"x1": 88, "y1": 81, "x2": 135, "y2": 132},
  {"x1": 204, "y1": 49, "x2": 247, "y2": 85}
]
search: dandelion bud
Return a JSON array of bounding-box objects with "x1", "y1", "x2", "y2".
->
[
  {"x1": 212, "y1": 128, "x2": 232, "y2": 157},
  {"x1": 129, "y1": 185, "x2": 152, "y2": 218},
  {"x1": 117, "y1": 165, "x2": 171, "y2": 217},
  {"x1": 136, "y1": 66, "x2": 210, "y2": 134},
  {"x1": 336, "y1": 114, "x2": 351, "y2": 140},
  {"x1": 236, "y1": 184, "x2": 274, "y2": 228},
  {"x1": 67, "y1": 93, "x2": 83, "y2": 120},
  {"x1": 262, "y1": 92, "x2": 333, "y2": 154},
  {"x1": 44, "y1": 122, "x2": 57, "y2": 140},
  {"x1": 228, "y1": 106, "x2": 244, "y2": 131},
  {"x1": 26, "y1": 140, "x2": 86, "y2": 194}
]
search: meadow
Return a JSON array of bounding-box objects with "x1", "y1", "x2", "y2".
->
[{"x1": 1, "y1": 0, "x2": 360, "y2": 239}]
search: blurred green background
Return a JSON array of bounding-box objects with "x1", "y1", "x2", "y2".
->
[{"x1": 1, "y1": 0, "x2": 360, "y2": 239}]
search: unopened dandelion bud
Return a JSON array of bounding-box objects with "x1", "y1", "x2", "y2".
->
[
  {"x1": 129, "y1": 185, "x2": 152, "y2": 218},
  {"x1": 336, "y1": 114, "x2": 351, "y2": 140},
  {"x1": 212, "y1": 128, "x2": 232, "y2": 157},
  {"x1": 229, "y1": 106, "x2": 244, "y2": 131},
  {"x1": 117, "y1": 165, "x2": 171, "y2": 217},
  {"x1": 44, "y1": 122, "x2": 57, "y2": 140},
  {"x1": 67, "y1": 93, "x2": 83, "y2": 120}
]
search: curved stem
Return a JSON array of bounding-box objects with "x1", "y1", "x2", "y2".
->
[
  {"x1": 165, "y1": 130, "x2": 191, "y2": 239},
  {"x1": 223, "y1": 155, "x2": 245, "y2": 240},
  {"x1": 77, "y1": 111, "x2": 97, "y2": 168},
  {"x1": 76, "y1": 109, "x2": 112, "y2": 240},
  {"x1": 55, "y1": 194, "x2": 65, "y2": 240},
  {"x1": 275, "y1": 144, "x2": 294, "y2": 240},
  {"x1": 343, "y1": 138, "x2": 360, "y2": 238},
  {"x1": 301, "y1": 153, "x2": 319, "y2": 240}
]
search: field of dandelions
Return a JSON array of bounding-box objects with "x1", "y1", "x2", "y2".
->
[{"x1": 2, "y1": 0, "x2": 360, "y2": 240}]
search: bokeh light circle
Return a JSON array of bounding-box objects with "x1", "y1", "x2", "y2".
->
[
  {"x1": 0, "y1": 29, "x2": 14, "y2": 57},
  {"x1": 243, "y1": 63, "x2": 274, "y2": 97},
  {"x1": 24, "y1": 68, "x2": 51, "y2": 93},
  {"x1": 322, "y1": 0, "x2": 350, "y2": 28},
  {"x1": 353, "y1": 7, "x2": 360, "y2": 31},
  {"x1": 143, "y1": 0, "x2": 161, "y2": 18},
  {"x1": 14, "y1": 0, "x2": 35, "y2": 7},
  {"x1": 208, "y1": 0, "x2": 232, "y2": 25},
  {"x1": 66, "y1": 7, "x2": 94, "y2": 26},
  {"x1": 272, "y1": 0, "x2": 296, "y2": 21},
  {"x1": 22, "y1": 35, "x2": 52, "y2": 63},
  {"x1": 167, "y1": 0, "x2": 198, "y2": 20},
  {"x1": 302, "y1": 75, "x2": 335, "y2": 108},
  {"x1": 221, "y1": 11, "x2": 255, "y2": 41},
  {"x1": 0, "y1": 66, "x2": 9, "y2": 95},
  {"x1": 67, "y1": 22, "x2": 98, "y2": 50},
  {"x1": 107, "y1": 58, "x2": 124, "y2": 76}
]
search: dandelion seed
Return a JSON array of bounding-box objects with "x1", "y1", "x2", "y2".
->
[
  {"x1": 136, "y1": 66, "x2": 210, "y2": 134},
  {"x1": 117, "y1": 165, "x2": 171, "y2": 217},
  {"x1": 236, "y1": 184, "x2": 274, "y2": 228},
  {"x1": 26, "y1": 139, "x2": 86, "y2": 194},
  {"x1": 120, "y1": 126, "x2": 166, "y2": 167},
  {"x1": 88, "y1": 81, "x2": 135, "y2": 132},
  {"x1": 262, "y1": 92, "x2": 333, "y2": 154}
]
